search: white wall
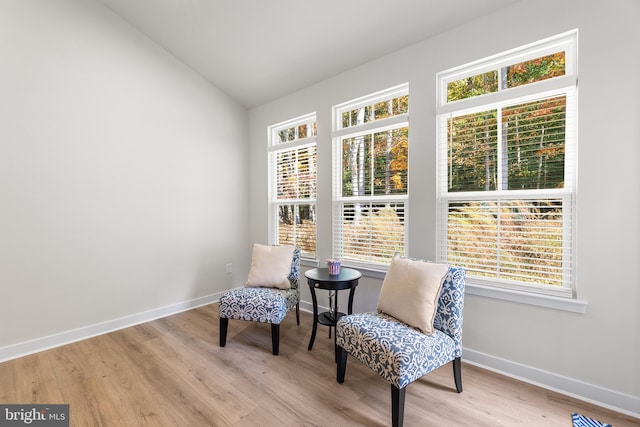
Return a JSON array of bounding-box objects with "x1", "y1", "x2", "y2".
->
[
  {"x1": 0, "y1": 0, "x2": 249, "y2": 357},
  {"x1": 249, "y1": 0, "x2": 640, "y2": 416}
]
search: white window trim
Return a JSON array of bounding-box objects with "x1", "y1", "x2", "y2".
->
[{"x1": 436, "y1": 31, "x2": 581, "y2": 307}]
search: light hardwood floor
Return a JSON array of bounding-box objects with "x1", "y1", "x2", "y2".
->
[{"x1": 1, "y1": 304, "x2": 637, "y2": 426}]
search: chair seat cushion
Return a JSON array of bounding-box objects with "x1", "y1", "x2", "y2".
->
[
  {"x1": 336, "y1": 312, "x2": 458, "y2": 389},
  {"x1": 219, "y1": 287, "x2": 299, "y2": 324}
]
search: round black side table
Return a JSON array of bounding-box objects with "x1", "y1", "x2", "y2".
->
[{"x1": 305, "y1": 267, "x2": 361, "y2": 360}]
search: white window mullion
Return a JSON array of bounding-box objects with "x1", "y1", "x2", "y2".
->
[{"x1": 497, "y1": 107, "x2": 504, "y2": 191}]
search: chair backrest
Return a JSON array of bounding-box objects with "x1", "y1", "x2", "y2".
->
[
  {"x1": 287, "y1": 247, "x2": 301, "y2": 289},
  {"x1": 433, "y1": 266, "x2": 466, "y2": 352}
]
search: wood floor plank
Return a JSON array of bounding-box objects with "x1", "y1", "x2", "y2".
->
[
  {"x1": 0, "y1": 352, "x2": 64, "y2": 404},
  {"x1": 143, "y1": 330, "x2": 260, "y2": 425},
  {"x1": 0, "y1": 304, "x2": 637, "y2": 427}
]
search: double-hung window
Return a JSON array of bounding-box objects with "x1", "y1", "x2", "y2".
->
[
  {"x1": 436, "y1": 31, "x2": 577, "y2": 298},
  {"x1": 268, "y1": 114, "x2": 317, "y2": 258},
  {"x1": 332, "y1": 84, "x2": 409, "y2": 269}
]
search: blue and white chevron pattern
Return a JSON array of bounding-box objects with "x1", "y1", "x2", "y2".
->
[{"x1": 572, "y1": 413, "x2": 613, "y2": 427}]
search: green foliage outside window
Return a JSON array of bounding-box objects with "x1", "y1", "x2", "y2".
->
[
  {"x1": 341, "y1": 95, "x2": 408, "y2": 128},
  {"x1": 448, "y1": 96, "x2": 566, "y2": 192},
  {"x1": 447, "y1": 52, "x2": 565, "y2": 103}
]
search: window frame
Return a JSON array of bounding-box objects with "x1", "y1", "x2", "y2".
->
[
  {"x1": 436, "y1": 31, "x2": 578, "y2": 300},
  {"x1": 268, "y1": 113, "x2": 317, "y2": 259},
  {"x1": 332, "y1": 84, "x2": 410, "y2": 271}
]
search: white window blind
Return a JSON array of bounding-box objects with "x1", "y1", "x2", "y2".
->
[{"x1": 436, "y1": 31, "x2": 577, "y2": 298}]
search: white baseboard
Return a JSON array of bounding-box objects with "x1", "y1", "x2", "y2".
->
[
  {"x1": 302, "y1": 300, "x2": 639, "y2": 418},
  {"x1": 0, "y1": 292, "x2": 223, "y2": 363},
  {"x1": 3, "y1": 296, "x2": 637, "y2": 420},
  {"x1": 462, "y1": 348, "x2": 640, "y2": 419},
  {"x1": 299, "y1": 300, "x2": 315, "y2": 314}
]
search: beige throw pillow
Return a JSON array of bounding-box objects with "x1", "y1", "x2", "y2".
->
[
  {"x1": 245, "y1": 244, "x2": 295, "y2": 289},
  {"x1": 377, "y1": 255, "x2": 449, "y2": 335}
]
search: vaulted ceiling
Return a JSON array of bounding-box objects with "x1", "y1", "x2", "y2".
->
[{"x1": 103, "y1": 0, "x2": 519, "y2": 108}]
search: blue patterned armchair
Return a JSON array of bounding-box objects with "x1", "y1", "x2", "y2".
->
[
  {"x1": 219, "y1": 246, "x2": 301, "y2": 355},
  {"x1": 336, "y1": 265, "x2": 466, "y2": 427}
]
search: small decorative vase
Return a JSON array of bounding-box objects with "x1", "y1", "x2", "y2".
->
[{"x1": 327, "y1": 259, "x2": 341, "y2": 275}]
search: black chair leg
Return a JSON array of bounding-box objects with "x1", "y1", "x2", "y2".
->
[
  {"x1": 391, "y1": 385, "x2": 406, "y2": 427},
  {"x1": 336, "y1": 345, "x2": 347, "y2": 383},
  {"x1": 271, "y1": 323, "x2": 280, "y2": 355},
  {"x1": 296, "y1": 303, "x2": 300, "y2": 325},
  {"x1": 453, "y1": 357, "x2": 463, "y2": 393},
  {"x1": 219, "y1": 317, "x2": 228, "y2": 347}
]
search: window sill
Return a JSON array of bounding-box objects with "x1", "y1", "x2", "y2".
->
[
  {"x1": 301, "y1": 258, "x2": 320, "y2": 268},
  {"x1": 340, "y1": 262, "x2": 388, "y2": 280},
  {"x1": 466, "y1": 282, "x2": 587, "y2": 313},
  {"x1": 304, "y1": 261, "x2": 585, "y2": 312}
]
